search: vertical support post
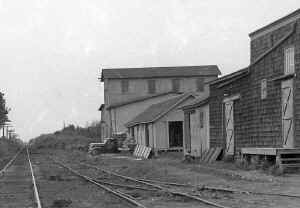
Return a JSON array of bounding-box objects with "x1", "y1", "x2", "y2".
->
[{"x1": 276, "y1": 152, "x2": 283, "y2": 174}]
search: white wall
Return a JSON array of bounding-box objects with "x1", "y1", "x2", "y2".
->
[{"x1": 105, "y1": 76, "x2": 215, "y2": 105}]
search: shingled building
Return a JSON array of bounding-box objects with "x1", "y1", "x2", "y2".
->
[{"x1": 182, "y1": 9, "x2": 300, "y2": 166}]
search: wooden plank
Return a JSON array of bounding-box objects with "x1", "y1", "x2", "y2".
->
[
  {"x1": 200, "y1": 149, "x2": 209, "y2": 162},
  {"x1": 241, "y1": 148, "x2": 277, "y2": 156},
  {"x1": 204, "y1": 148, "x2": 216, "y2": 163},
  {"x1": 134, "y1": 145, "x2": 140, "y2": 156},
  {"x1": 136, "y1": 145, "x2": 142, "y2": 157},
  {"x1": 141, "y1": 146, "x2": 147, "y2": 158},
  {"x1": 137, "y1": 146, "x2": 144, "y2": 157},
  {"x1": 133, "y1": 145, "x2": 139, "y2": 156},
  {"x1": 144, "y1": 148, "x2": 152, "y2": 159},
  {"x1": 223, "y1": 94, "x2": 240, "y2": 103},
  {"x1": 277, "y1": 149, "x2": 300, "y2": 155},
  {"x1": 208, "y1": 147, "x2": 222, "y2": 163}
]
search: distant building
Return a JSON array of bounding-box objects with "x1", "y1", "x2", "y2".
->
[{"x1": 99, "y1": 66, "x2": 221, "y2": 140}]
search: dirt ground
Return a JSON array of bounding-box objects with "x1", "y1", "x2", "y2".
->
[{"x1": 29, "y1": 148, "x2": 298, "y2": 208}]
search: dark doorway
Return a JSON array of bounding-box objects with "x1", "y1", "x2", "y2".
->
[
  {"x1": 169, "y1": 121, "x2": 183, "y2": 147},
  {"x1": 145, "y1": 124, "x2": 149, "y2": 147}
]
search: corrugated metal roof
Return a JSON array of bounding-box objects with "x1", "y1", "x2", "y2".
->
[
  {"x1": 125, "y1": 93, "x2": 195, "y2": 127},
  {"x1": 100, "y1": 65, "x2": 221, "y2": 81}
]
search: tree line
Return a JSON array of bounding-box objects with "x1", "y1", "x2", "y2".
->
[
  {"x1": 54, "y1": 120, "x2": 101, "y2": 138},
  {"x1": 0, "y1": 92, "x2": 9, "y2": 127}
]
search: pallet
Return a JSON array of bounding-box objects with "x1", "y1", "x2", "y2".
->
[
  {"x1": 200, "y1": 148, "x2": 222, "y2": 164},
  {"x1": 133, "y1": 144, "x2": 152, "y2": 159}
]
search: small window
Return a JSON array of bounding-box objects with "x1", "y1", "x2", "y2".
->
[
  {"x1": 121, "y1": 80, "x2": 129, "y2": 93},
  {"x1": 199, "y1": 111, "x2": 204, "y2": 128},
  {"x1": 196, "y1": 78, "x2": 204, "y2": 92},
  {"x1": 284, "y1": 46, "x2": 295, "y2": 74},
  {"x1": 131, "y1": 127, "x2": 135, "y2": 138},
  {"x1": 261, "y1": 79, "x2": 267, "y2": 100},
  {"x1": 172, "y1": 79, "x2": 180, "y2": 92},
  {"x1": 148, "y1": 80, "x2": 156, "y2": 94}
]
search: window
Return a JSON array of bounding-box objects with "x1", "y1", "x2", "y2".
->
[
  {"x1": 121, "y1": 80, "x2": 129, "y2": 93},
  {"x1": 284, "y1": 46, "x2": 295, "y2": 74},
  {"x1": 196, "y1": 78, "x2": 204, "y2": 92},
  {"x1": 148, "y1": 80, "x2": 156, "y2": 94},
  {"x1": 261, "y1": 79, "x2": 267, "y2": 100},
  {"x1": 131, "y1": 127, "x2": 135, "y2": 138},
  {"x1": 172, "y1": 79, "x2": 180, "y2": 92},
  {"x1": 199, "y1": 111, "x2": 204, "y2": 128}
]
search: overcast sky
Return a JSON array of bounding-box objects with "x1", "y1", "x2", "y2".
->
[{"x1": 0, "y1": 0, "x2": 299, "y2": 141}]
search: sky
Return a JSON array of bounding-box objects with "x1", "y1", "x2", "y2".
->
[{"x1": 0, "y1": 0, "x2": 299, "y2": 141}]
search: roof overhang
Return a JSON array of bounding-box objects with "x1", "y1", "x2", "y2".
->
[
  {"x1": 249, "y1": 8, "x2": 300, "y2": 40},
  {"x1": 107, "y1": 92, "x2": 181, "y2": 110}
]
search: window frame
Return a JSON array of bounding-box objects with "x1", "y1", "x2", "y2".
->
[
  {"x1": 261, "y1": 79, "x2": 267, "y2": 100},
  {"x1": 147, "y1": 79, "x2": 156, "y2": 94},
  {"x1": 171, "y1": 78, "x2": 180, "y2": 92},
  {"x1": 196, "y1": 78, "x2": 205, "y2": 92},
  {"x1": 284, "y1": 45, "x2": 295, "y2": 75},
  {"x1": 121, "y1": 79, "x2": 129, "y2": 94}
]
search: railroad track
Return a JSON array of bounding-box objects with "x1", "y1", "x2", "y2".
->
[
  {"x1": 0, "y1": 148, "x2": 41, "y2": 208},
  {"x1": 50, "y1": 156, "x2": 231, "y2": 208}
]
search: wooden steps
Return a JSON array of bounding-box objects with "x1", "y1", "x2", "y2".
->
[{"x1": 276, "y1": 149, "x2": 300, "y2": 172}]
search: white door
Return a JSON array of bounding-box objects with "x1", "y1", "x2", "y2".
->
[
  {"x1": 282, "y1": 79, "x2": 294, "y2": 148},
  {"x1": 190, "y1": 111, "x2": 199, "y2": 156},
  {"x1": 199, "y1": 106, "x2": 210, "y2": 151},
  {"x1": 190, "y1": 107, "x2": 209, "y2": 157},
  {"x1": 225, "y1": 101, "x2": 234, "y2": 155}
]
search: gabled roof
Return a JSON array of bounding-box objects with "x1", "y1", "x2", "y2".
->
[
  {"x1": 107, "y1": 91, "x2": 181, "y2": 110},
  {"x1": 181, "y1": 95, "x2": 210, "y2": 111},
  {"x1": 249, "y1": 8, "x2": 300, "y2": 39},
  {"x1": 209, "y1": 68, "x2": 249, "y2": 86},
  {"x1": 210, "y1": 22, "x2": 296, "y2": 88},
  {"x1": 125, "y1": 93, "x2": 196, "y2": 127},
  {"x1": 100, "y1": 65, "x2": 221, "y2": 81}
]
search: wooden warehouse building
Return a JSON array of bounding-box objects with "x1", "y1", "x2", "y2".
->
[
  {"x1": 183, "y1": 9, "x2": 300, "y2": 167},
  {"x1": 126, "y1": 93, "x2": 196, "y2": 152}
]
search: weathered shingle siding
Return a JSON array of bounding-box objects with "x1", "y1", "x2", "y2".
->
[
  {"x1": 293, "y1": 21, "x2": 300, "y2": 147},
  {"x1": 209, "y1": 75, "x2": 250, "y2": 151},
  {"x1": 250, "y1": 19, "x2": 300, "y2": 148},
  {"x1": 250, "y1": 22, "x2": 296, "y2": 62},
  {"x1": 210, "y1": 19, "x2": 300, "y2": 153}
]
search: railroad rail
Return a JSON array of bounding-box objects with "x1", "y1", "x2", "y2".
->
[
  {"x1": 80, "y1": 162, "x2": 300, "y2": 200},
  {"x1": 0, "y1": 148, "x2": 22, "y2": 176},
  {"x1": 79, "y1": 162, "x2": 231, "y2": 208},
  {"x1": 27, "y1": 148, "x2": 42, "y2": 208},
  {"x1": 0, "y1": 148, "x2": 42, "y2": 208},
  {"x1": 50, "y1": 157, "x2": 231, "y2": 208},
  {"x1": 50, "y1": 157, "x2": 148, "y2": 208}
]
